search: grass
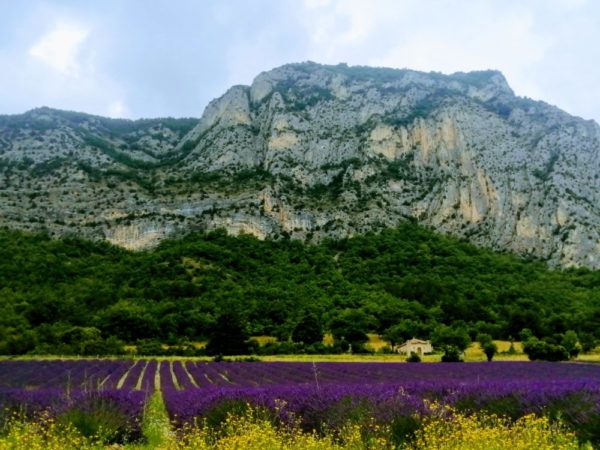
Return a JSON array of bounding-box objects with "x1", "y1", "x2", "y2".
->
[
  {"x1": 261, "y1": 338, "x2": 530, "y2": 362},
  {"x1": 125, "y1": 392, "x2": 172, "y2": 449},
  {"x1": 1, "y1": 337, "x2": 598, "y2": 363},
  {"x1": 573, "y1": 352, "x2": 600, "y2": 363},
  {"x1": 251, "y1": 335, "x2": 278, "y2": 346},
  {"x1": 366, "y1": 333, "x2": 389, "y2": 351},
  {"x1": 464, "y1": 341, "x2": 528, "y2": 362}
]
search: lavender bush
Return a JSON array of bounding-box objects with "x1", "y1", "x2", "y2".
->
[
  {"x1": 3, "y1": 360, "x2": 600, "y2": 443},
  {"x1": 162, "y1": 362, "x2": 600, "y2": 444}
]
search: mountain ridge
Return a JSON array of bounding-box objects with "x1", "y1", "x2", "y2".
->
[{"x1": 1, "y1": 62, "x2": 599, "y2": 267}]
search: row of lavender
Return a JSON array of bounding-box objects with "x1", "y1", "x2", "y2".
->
[
  {"x1": 178, "y1": 360, "x2": 600, "y2": 387},
  {"x1": 0, "y1": 360, "x2": 133, "y2": 390},
  {"x1": 7, "y1": 360, "x2": 600, "y2": 393},
  {"x1": 162, "y1": 362, "x2": 600, "y2": 444},
  {"x1": 3, "y1": 360, "x2": 600, "y2": 443},
  {"x1": 0, "y1": 360, "x2": 151, "y2": 443}
]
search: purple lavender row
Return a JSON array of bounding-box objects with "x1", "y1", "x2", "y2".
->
[
  {"x1": 0, "y1": 387, "x2": 149, "y2": 439},
  {"x1": 100, "y1": 361, "x2": 137, "y2": 389},
  {"x1": 187, "y1": 362, "x2": 233, "y2": 387},
  {"x1": 0, "y1": 361, "x2": 89, "y2": 388},
  {"x1": 163, "y1": 378, "x2": 600, "y2": 429},
  {"x1": 159, "y1": 361, "x2": 178, "y2": 392},
  {"x1": 185, "y1": 362, "x2": 216, "y2": 388},
  {"x1": 5, "y1": 360, "x2": 600, "y2": 393},
  {"x1": 139, "y1": 360, "x2": 157, "y2": 392},
  {"x1": 156, "y1": 360, "x2": 600, "y2": 393},
  {"x1": 173, "y1": 361, "x2": 196, "y2": 390},
  {"x1": 120, "y1": 360, "x2": 146, "y2": 391},
  {"x1": 0, "y1": 360, "x2": 134, "y2": 391},
  {"x1": 188, "y1": 361, "x2": 600, "y2": 388}
]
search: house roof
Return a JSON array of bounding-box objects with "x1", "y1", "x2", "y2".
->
[{"x1": 398, "y1": 339, "x2": 430, "y2": 347}]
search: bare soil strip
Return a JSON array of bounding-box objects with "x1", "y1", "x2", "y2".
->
[
  {"x1": 116, "y1": 360, "x2": 138, "y2": 389},
  {"x1": 182, "y1": 362, "x2": 199, "y2": 388},
  {"x1": 135, "y1": 360, "x2": 149, "y2": 390}
]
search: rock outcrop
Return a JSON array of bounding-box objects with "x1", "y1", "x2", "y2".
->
[{"x1": 1, "y1": 62, "x2": 599, "y2": 268}]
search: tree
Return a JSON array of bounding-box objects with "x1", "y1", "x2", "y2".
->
[
  {"x1": 329, "y1": 309, "x2": 373, "y2": 346},
  {"x1": 406, "y1": 351, "x2": 421, "y2": 363},
  {"x1": 561, "y1": 330, "x2": 581, "y2": 359},
  {"x1": 578, "y1": 332, "x2": 597, "y2": 353},
  {"x1": 433, "y1": 325, "x2": 470, "y2": 351},
  {"x1": 80, "y1": 336, "x2": 124, "y2": 356},
  {"x1": 519, "y1": 328, "x2": 534, "y2": 342},
  {"x1": 482, "y1": 342, "x2": 498, "y2": 362},
  {"x1": 477, "y1": 333, "x2": 497, "y2": 361},
  {"x1": 205, "y1": 313, "x2": 250, "y2": 356},
  {"x1": 96, "y1": 301, "x2": 158, "y2": 342},
  {"x1": 383, "y1": 320, "x2": 433, "y2": 347},
  {"x1": 523, "y1": 337, "x2": 569, "y2": 362},
  {"x1": 60, "y1": 326, "x2": 124, "y2": 355},
  {"x1": 292, "y1": 312, "x2": 323, "y2": 345},
  {"x1": 383, "y1": 324, "x2": 406, "y2": 348},
  {"x1": 2, "y1": 223, "x2": 600, "y2": 357},
  {"x1": 441, "y1": 346, "x2": 463, "y2": 362},
  {"x1": 476, "y1": 333, "x2": 493, "y2": 347},
  {"x1": 433, "y1": 325, "x2": 471, "y2": 362},
  {"x1": 136, "y1": 339, "x2": 165, "y2": 356}
]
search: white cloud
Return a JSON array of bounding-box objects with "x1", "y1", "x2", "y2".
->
[
  {"x1": 547, "y1": 0, "x2": 588, "y2": 10},
  {"x1": 371, "y1": 5, "x2": 553, "y2": 99},
  {"x1": 297, "y1": 1, "x2": 557, "y2": 101},
  {"x1": 0, "y1": 0, "x2": 598, "y2": 122},
  {"x1": 300, "y1": 0, "x2": 402, "y2": 59},
  {"x1": 304, "y1": 0, "x2": 332, "y2": 9},
  {"x1": 29, "y1": 24, "x2": 89, "y2": 76},
  {"x1": 0, "y1": 15, "x2": 130, "y2": 117}
]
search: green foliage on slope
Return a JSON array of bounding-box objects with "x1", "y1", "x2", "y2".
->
[
  {"x1": 0, "y1": 107, "x2": 197, "y2": 137},
  {"x1": 0, "y1": 223, "x2": 599, "y2": 355}
]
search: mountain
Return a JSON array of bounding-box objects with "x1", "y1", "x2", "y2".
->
[{"x1": 1, "y1": 62, "x2": 599, "y2": 267}]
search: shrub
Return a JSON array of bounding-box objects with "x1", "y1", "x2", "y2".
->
[
  {"x1": 523, "y1": 338, "x2": 569, "y2": 361},
  {"x1": 0, "y1": 415, "x2": 98, "y2": 449},
  {"x1": 432, "y1": 325, "x2": 471, "y2": 353},
  {"x1": 202, "y1": 400, "x2": 278, "y2": 431},
  {"x1": 476, "y1": 333, "x2": 493, "y2": 347},
  {"x1": 205, "y1": 313, "x2": 251, "y2": 356},
  {"x1": 406, "y1": 352, "x2": 421, "y2": 363},
  {"x1": 413, "y1": 408, "x2": 580, "y2": 450},
  {"x1": 441, "y1": 346, "x2": 463, "y2": 362},
  {"x1": 57, "y1": 398, "x2": 138, "y2": 444},
  {"x1": 483, "y1": 342, "x2": 498, "y2": 362},
  {"x1": 291, "y1": 312, "x2": 323, "y2": 345},
  {"x1": 561, "y1": 330, "x2": 582, "y2": 359},
  {"x1": 135, "y1": 339, "x2": 165, "y2": 356}
]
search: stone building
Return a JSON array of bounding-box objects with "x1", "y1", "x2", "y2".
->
[{"x1": 395, "y1": 338, "x2": 433, "y2": 355}]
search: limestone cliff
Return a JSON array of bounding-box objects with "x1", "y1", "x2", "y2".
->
[{"x1": 1, "y1": 63, "x2": 598, "y2": 268}]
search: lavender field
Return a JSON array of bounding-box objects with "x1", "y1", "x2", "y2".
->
[{"x1": 2, "y1": 360, "x2": 600, "y2": 445}]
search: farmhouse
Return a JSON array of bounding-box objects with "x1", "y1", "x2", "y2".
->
[{"x1": 395, "y1": 338, "x2": 433, "y2": 355}]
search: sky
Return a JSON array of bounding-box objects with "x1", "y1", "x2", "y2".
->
[{"x1": 1, "y1": 0, "x2": 599, "y2": 122}]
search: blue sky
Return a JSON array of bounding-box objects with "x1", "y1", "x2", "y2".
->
[{"x1": 1, "y1": 0, "x2": 599, "y2": 122}]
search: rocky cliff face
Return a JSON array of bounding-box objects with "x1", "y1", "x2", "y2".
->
[{"x1": 1, "y1": 63, "x2": 599, "y2": 267}]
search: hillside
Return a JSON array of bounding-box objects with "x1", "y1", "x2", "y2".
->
[
  {"x1": 0, "y1": 62, "x2": 599, "y2": 267},
  {"x1": 1, "y1": 225, "x2": 599, "y2": 354}
]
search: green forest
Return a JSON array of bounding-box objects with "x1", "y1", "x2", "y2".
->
[{"x1": 1, "y1": 223, "x2": 599, "y2": 356}]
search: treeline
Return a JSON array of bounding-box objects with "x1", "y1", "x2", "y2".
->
[
  {"x1": 0, "y1": 107, "x2": 197, "y2": 137},
  {"x1": 0, "y1": 224, "x2": 599, "y2": 356}
]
